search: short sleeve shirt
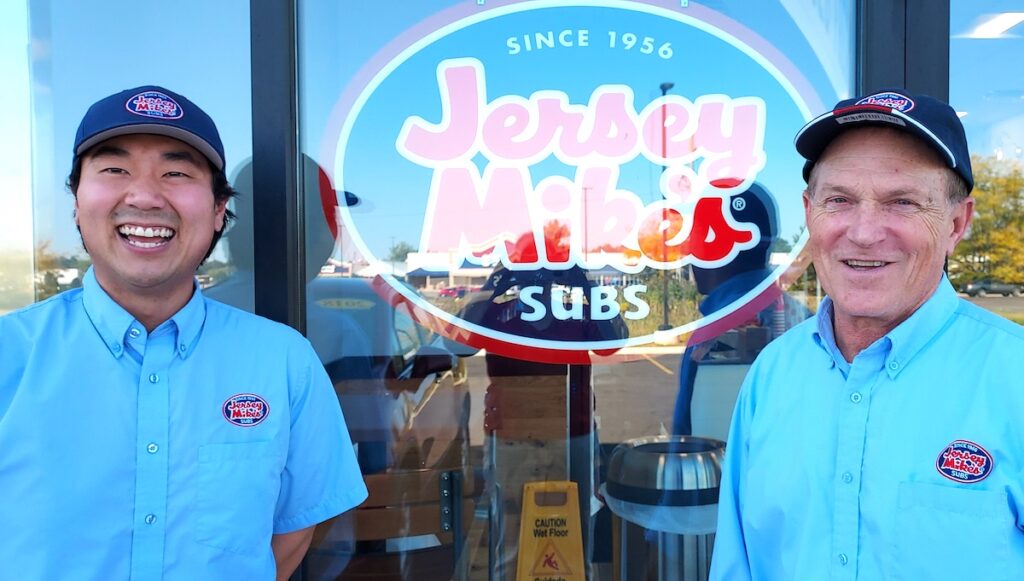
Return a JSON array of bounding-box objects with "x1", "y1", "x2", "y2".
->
[
  {"x1": 0, "y1": 268, "x2": 367, "y2": 580},
  {"x1": 710, "y1": 277, "x2": 1024, "y2": 580}
]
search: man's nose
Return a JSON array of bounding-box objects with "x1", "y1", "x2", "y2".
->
[
  {"x1": 123, "y1": 175, "x2": 166, "y2": 209},
  {"x1": 845, "y1": 203, "x2": 886, "y2": 246}
]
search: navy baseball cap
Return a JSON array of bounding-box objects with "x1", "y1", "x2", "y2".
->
[
  {"x1": 73, "y1": 85, "x2": 225, "y2": 170},
  {"x1": 794, "y1": 89, "x2": 973, "y2": 191}
]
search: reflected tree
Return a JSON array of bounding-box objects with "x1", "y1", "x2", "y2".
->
[
  {"x1": 32, "y1": 241, "x2": 90, "y2": 301},
  {"x1": 386, "y1": 240, "x2": 416, "y2": 263},
  {"x1": 951, "y1": 156, "x2": 1024, "y2": 286}
]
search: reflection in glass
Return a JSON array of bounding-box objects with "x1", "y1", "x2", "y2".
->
[
  {"x1": 298, "y1": 1, "x2": 853, "y2": 578},
  {"x1": 20, "y1": 0, "x2": 253, "y2": 311},
  {"x1": 0, "y1": 1, "x2": 33, "y2": 314},
  {"x1": 949, "y1": 1, "x2": 1024, "y2": 302}
]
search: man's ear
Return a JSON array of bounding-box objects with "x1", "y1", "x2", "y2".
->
[
  {"x1": 947, "y1": 197, "x2": 974, "y2": 256},
  {"x1": 214, "y1": 198, "x2": 228, "y2": 233}
]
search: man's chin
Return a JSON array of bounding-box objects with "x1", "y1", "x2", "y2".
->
[
  {"x1": 831, "y1": 295, "x2": 898, "y2": 320},
  {"x1": 95, "y1": 266, "x2": 182, "y2": 294}
]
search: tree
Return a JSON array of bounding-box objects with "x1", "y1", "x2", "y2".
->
[
  {"x1": 770, "y1": 236, "x2": 793, "y2": 254},
  {"x1": 385, "y1": 241, "x2": 416, "y2": 263},
  {"x1": 950, "y1": 155, "x2": 1024, "y2": 286},
  {"x1": 771, "y1": 227, "x2": 804, "y2": 255}
]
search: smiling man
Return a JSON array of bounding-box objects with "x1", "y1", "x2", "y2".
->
[
  {"x1": 710, "y1": 90, "x2": 1024, "y2": 579},
  {"x1": 0, "y1": 86, "x2": 367, "y2": 579}
]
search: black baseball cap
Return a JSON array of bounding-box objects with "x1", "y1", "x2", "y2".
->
[
  {"x1": 73, "y1": 85, "x2": 225, "y2": 170},
  {"x1": 794, "y1": 89, "x2": 973, "y2": 191}
]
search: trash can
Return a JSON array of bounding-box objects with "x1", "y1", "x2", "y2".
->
[{"x1": 603, "y1": 435, "x2": 725, "y2": 581}]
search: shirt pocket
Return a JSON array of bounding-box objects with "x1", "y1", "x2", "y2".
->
[
  {"x1": 893, "y1": 481, "x2": 1010, "y2": 581},
  {"x1": 195, "y1": 441, "x2": 284, "y2": 555}
]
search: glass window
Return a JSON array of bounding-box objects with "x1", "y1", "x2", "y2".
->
[
  {"x1": 298, "y1": 1, "x2": 853, "y2": 577},
  {"x1": 0, "y1": 1, "x2": 33, "y2": 315},
  {"x1": 393, "y1": 302, "x2": 423, "y2": 360},
  {"x1": 949, "y1": 1, "x2": 1024, "y2": 317},
  {"x1": 0, "y1": 0, "x2": 253, "y2": 313}
]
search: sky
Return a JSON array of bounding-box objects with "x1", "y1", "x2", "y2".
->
[
  {"x1": 0, "y1": 0, "x2": 252, "y2": 262},
  {"x1": 0, "y1": 1, "x2": 31, "y2": 253},
  {"x1": 950, "y1": 1, "x2": 1024, "y2": 161}
]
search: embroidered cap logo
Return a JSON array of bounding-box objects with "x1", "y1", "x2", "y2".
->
[
  {"x1": 125, "y1": 90, "x2": 184, "y2": 119},
  {"x1": 854, "y1": 91, "x2": 915, "y2": 113}
]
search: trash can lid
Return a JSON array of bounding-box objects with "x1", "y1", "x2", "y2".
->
[
  {"x1": 601, "y1": 483, "x2": 719, "y2": 535},
  {"x1": 606, "y1": 435, "x2": 725, "y2": 506}
]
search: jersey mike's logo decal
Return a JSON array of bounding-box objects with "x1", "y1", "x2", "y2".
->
[
  {"x1": 222, "y1": 393, "x2": 270, "y2": 427},
  {"x1": 125, "y1": 90, "x2": 183, "y2": 119},
  {"x1": 323, "y1": 0, "x2": 824, "y2": 361},
  {"x1": 855, "y1": 91, "x2": 915, "y2": 113},
  {"x1": 936, "y1": 439, "x2": 993, "y2": 483}
]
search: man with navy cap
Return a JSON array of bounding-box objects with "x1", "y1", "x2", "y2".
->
[
  {"x1": 0, "y1": 86, "x2": 367, "y2": 579},
  {"x1": 711, "y1": 89, "x2": 1024, "y2": 579}
]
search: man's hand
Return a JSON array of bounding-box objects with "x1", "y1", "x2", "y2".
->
[{"x1": 272, "y1": 526, "x2": 316, "y2": 580}]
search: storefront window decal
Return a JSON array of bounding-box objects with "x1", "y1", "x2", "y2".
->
[{"x1": 321, "y1": 0, "x2": 823, "y2": 360}]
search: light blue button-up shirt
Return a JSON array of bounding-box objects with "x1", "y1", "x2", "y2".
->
[
  {"x1": 0, "y1": 268, "x2": 367, "y2": 579},
  {"x1": 711, "y1": 276, "x2": 1024, "y2": 580}
]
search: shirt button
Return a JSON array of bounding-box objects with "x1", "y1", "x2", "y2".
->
[
  {"x1": 838, "y1": 553, "x2": 849, "y2": 565},
  {"x1": 842, "y1": 472, "x2": 853, "y2": 484},
  {"x1": 850, "y1": 392, "x2": 862, "y2": 403},
  {"x1": 145, "y1": 514, "x2": 157, "y2": 525},
  {"x1": 147, "y1": 443, "x2": 159, "y2": 454},
  {"x1": 111, "y1": 343, "x2": 122, "y2": 353},
  {"x1": 179, "y1": 343, "x2": 187, "y2": 353},
  {"x1": 888, "y1": 361, "x2": 899, "y2": 371},
  {"x1": 129, "y1": 328, "x2": 141, "y2": 338},
  {"x1": 149, "y1": 373, "x2": 159, "y2": 384}
]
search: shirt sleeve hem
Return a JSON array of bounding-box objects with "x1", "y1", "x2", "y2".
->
[{"x1": 273, "y1": 486, "x2": 369, "y2": 535}]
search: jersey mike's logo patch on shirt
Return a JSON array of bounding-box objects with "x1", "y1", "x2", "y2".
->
[
  {"x1": 125, "y1": 90, "x2": 183, "y2": 119},
  {"x1": 936, "y1": 439, "x2": 993, "y2": 483},
  {"x1": 222, "y1": 393, "x2": 270, "y2": 427}
]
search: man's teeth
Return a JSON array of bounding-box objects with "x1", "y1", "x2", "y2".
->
[
  {"x1": 846, "y1": 259, "x2": 885, "y2": 267},
  {"x1": 118, "y1": 225, "x2": 174, "y2": 238},
  {"x1": 130, "y1": 240, "x2": 165, "y2": 249}
]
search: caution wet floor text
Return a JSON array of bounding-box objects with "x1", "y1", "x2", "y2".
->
[{"x1": 516, "y1": 481, "x2": 585, "y2": 581}]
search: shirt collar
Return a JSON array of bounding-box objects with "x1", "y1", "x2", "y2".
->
[
  {"x1": 881, "y1": 274, "x2": 958, "y2": 378},
  {"x1": 82, "y1": 267, "x2": 207, "y2": 360},
  {"x1": 172, "y1": 281, "x2": 206, "y2": 359},
  {"x1": 813, "y1": 297, "x2": 850, "y2": 374},
  {"x1": 82, "y1": 268, "x2": 136, "y2": 359},
  {"x1": 811, "y1": 274, "x2": 959, "y2": 378}
]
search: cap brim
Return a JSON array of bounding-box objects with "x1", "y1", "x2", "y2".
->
[
  {"x1": 794, "y1": 105, "x2": 957, "y2": 182},
  {"x1": 75, "y1": 123, "x2": 224, "y2": 170}
]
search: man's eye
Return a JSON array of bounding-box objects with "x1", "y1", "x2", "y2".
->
[
  {"x1": 824, "y1": 196, "x2": 848, "y2": 205},
  {"x1": 101, "y1": 167, "x2": 128, "y2": 175},
  {"x1": 165, "y1": 171, "x2": 191, "y2": 178}
]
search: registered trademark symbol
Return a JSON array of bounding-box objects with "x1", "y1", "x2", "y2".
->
[{"x1": 732, "y1": 197, "x2": 746, "y2": 212}]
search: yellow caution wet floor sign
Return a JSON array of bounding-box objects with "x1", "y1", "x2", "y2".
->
[{"x1": 516, "y1": 481, "x2": 585, "y2": 581}]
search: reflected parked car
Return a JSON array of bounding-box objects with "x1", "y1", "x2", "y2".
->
[
  {"x1": 963, "y1": 280, "x2": 1024, "y2": 297},
  {"x1": 438, "y1": 285, "x2": 481, "y2": 299},
  {"x1": 304, "y1": 275, "x2": 474, "y2": 579},
  {"x1": 438, "y1": 285, "x2": 467, "y2": 298},
  {"x1": 306, "y1": 275, "x2": 471, "y2": 473}
]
